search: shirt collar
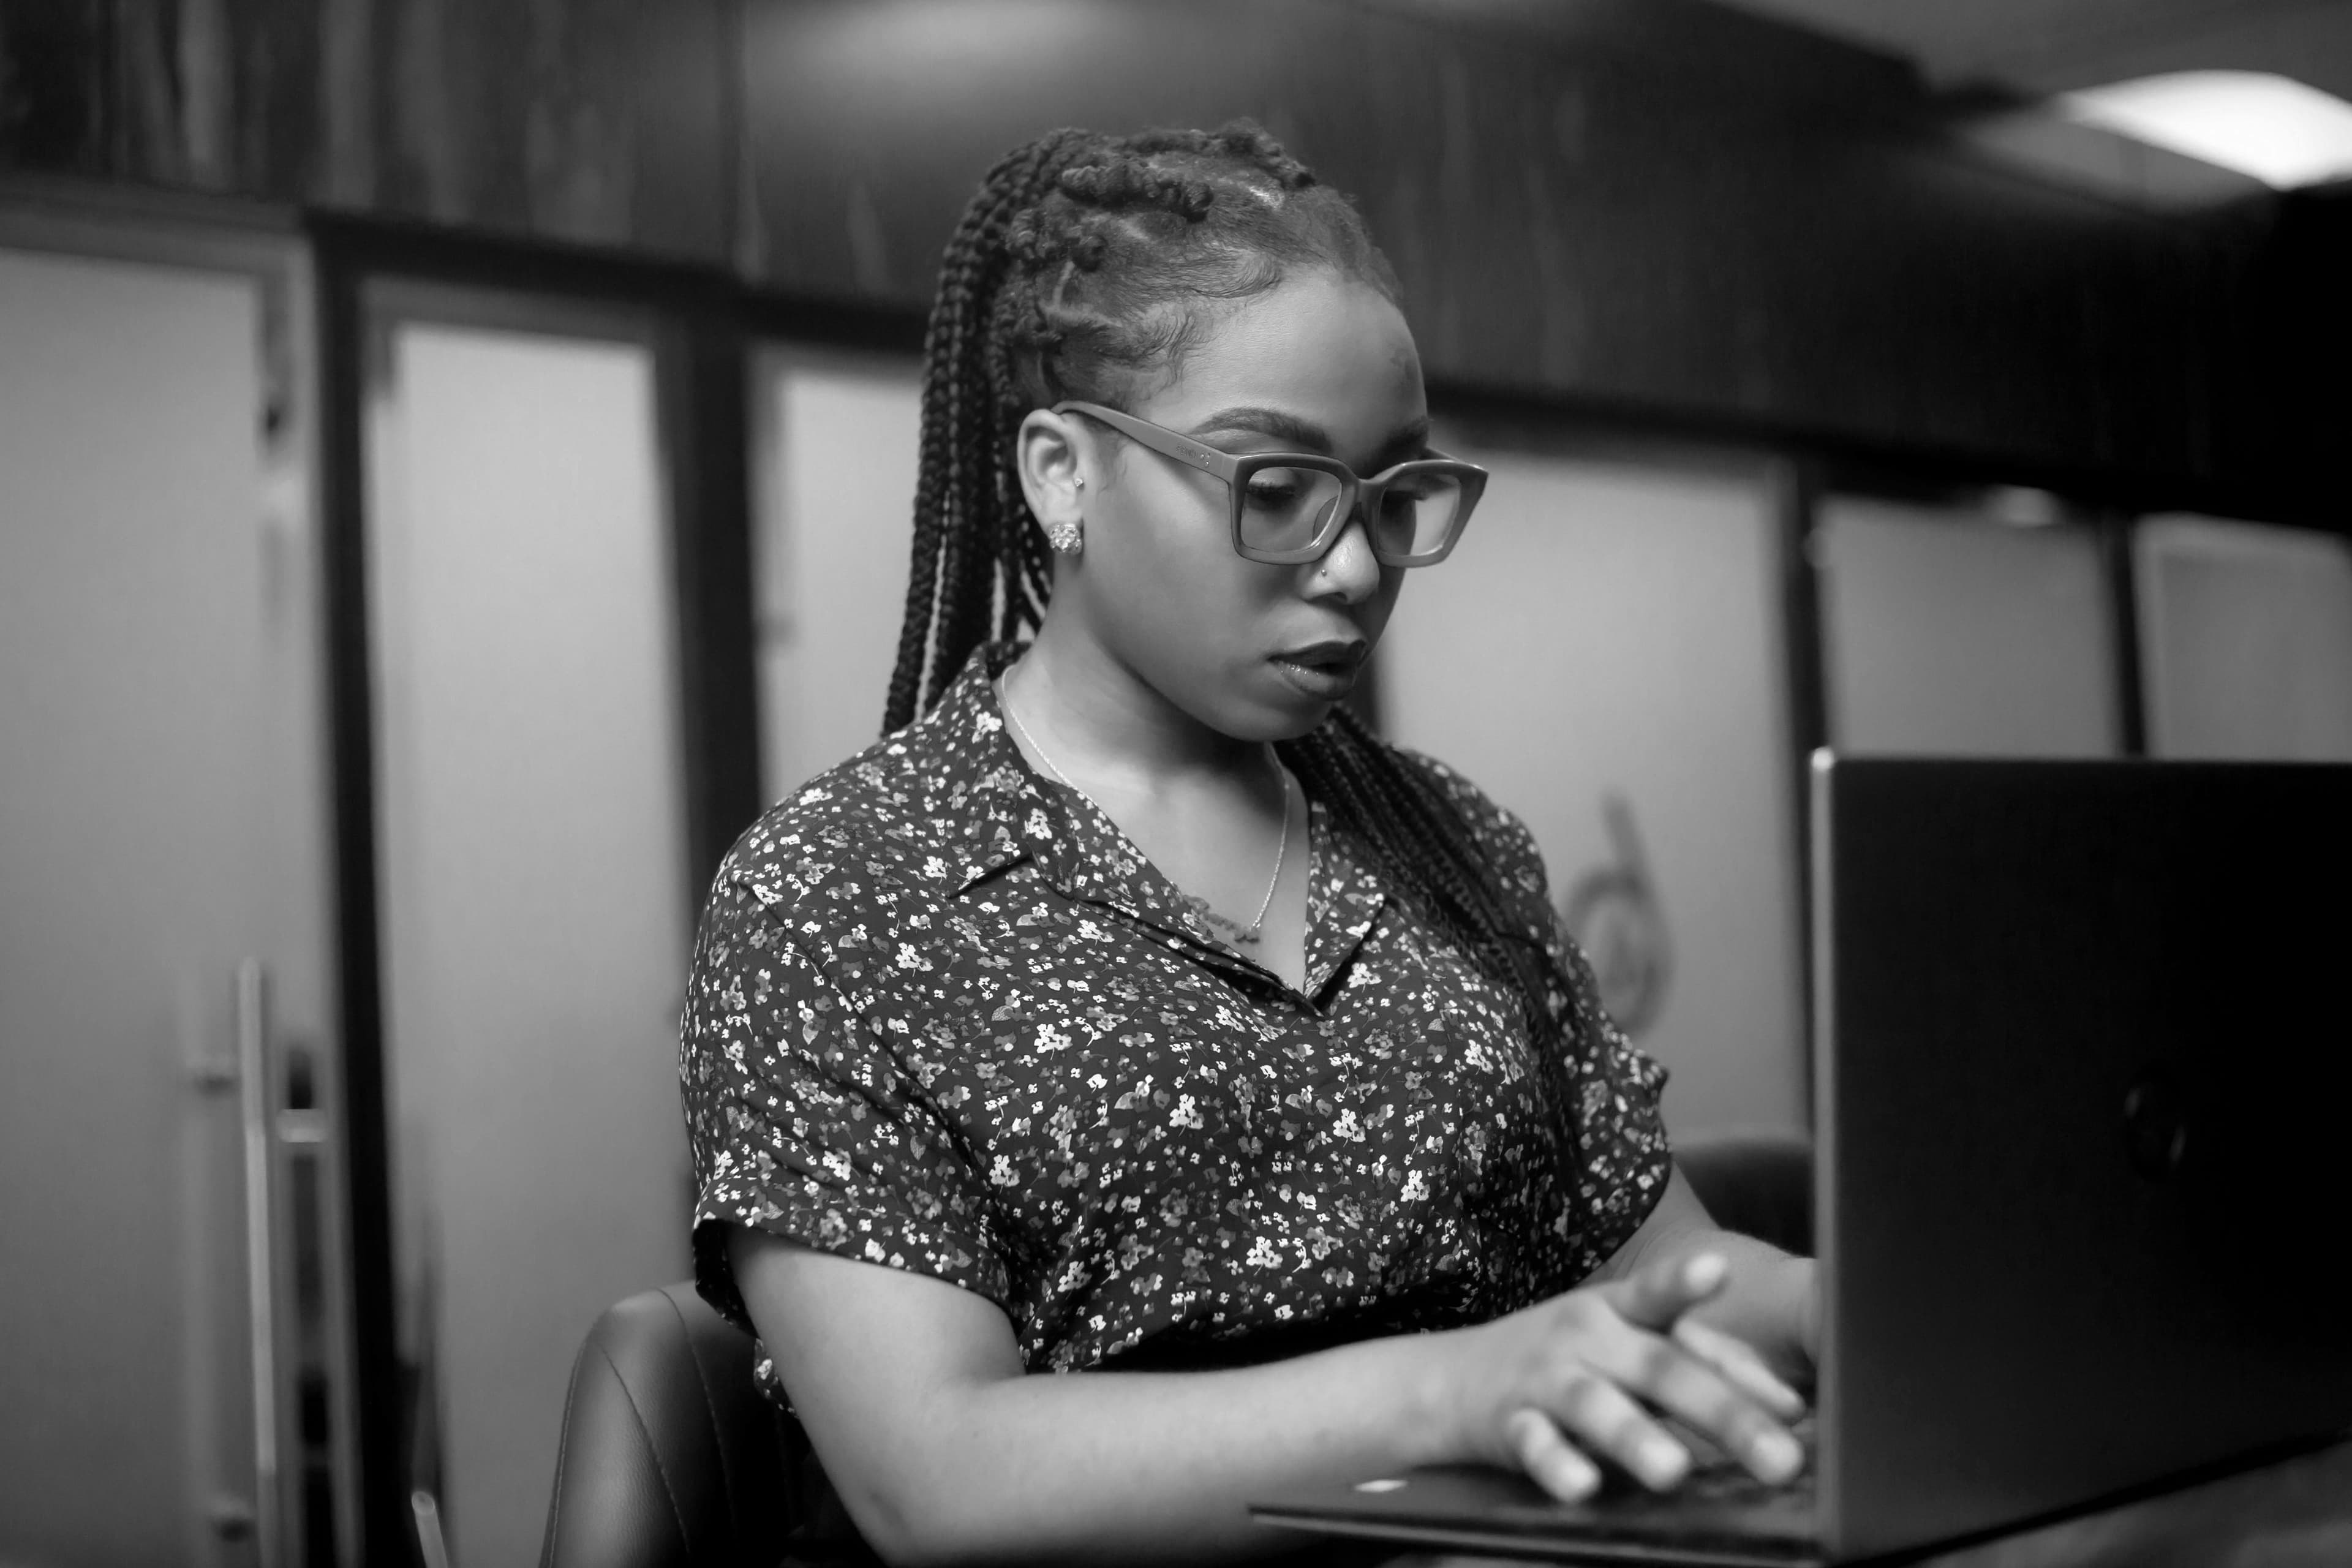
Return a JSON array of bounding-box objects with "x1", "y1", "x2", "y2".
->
[
  {"x1": 1301, "y1": 804, "x2": 1389, "y2": 1001},
  {"x1": 888, "y1": 644, "x2": 1040, "y2": 896},
  {"x1": 905, "y1": 642, "x2": 1391, "y2": 998}
]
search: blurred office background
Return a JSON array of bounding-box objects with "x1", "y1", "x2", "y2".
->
[{"x1": 2, "y1": 1, "x2": 2348, "y2": 1564}]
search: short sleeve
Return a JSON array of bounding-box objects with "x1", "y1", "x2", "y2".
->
[
  {"x1": 1396, "y1": 747, "x2": 1675, "y2": 1254},
  {"x1": 679, "y1": 872, "x2": 1009, "y2": 1335},
  {"x1": 1532, "y1": 860, "x2": 1675, "y2": 1263},
  {"x1": 1449, "y1": 769, "x2": 1672, "y2": 1129}
]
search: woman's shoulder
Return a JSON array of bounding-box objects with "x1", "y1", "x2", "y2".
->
[
  {"x1": 707, "y1": 699, "x2": 1030, "y2": 929},
  {"x1": 1374, "y1": 740, "x2": 1551, "y2": 899}
]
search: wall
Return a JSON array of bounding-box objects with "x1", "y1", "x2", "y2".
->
[
  {"x1": 4, "y1": 0, "x2": 2341, "y2": 506},
  {"x1": 733, "y1": 0, "x2": 2249, "y2": 489},
  {"x1": 2242, "y1": 185, "x2": 2352, "y2": 500},
  {"x1": 0, "y1": 0, "x2": 735, "y2": 260}
]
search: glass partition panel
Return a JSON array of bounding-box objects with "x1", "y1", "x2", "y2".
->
[
  {"x1": 750, "y1": 348, "x2": 922, "y2": 801},
  {"x1": 1381, "y1": 449, "x2": 1803, "y2": 1137},
  {"x1": 1817, "y1": 497, "x2": 2120, "y2": 757},
  {"x1": 2136, "y1": 514, "x2": 2352, "y2": 761},
  {"x1": 364, "y1": 298, "x2": 692, "y2": 1567}
]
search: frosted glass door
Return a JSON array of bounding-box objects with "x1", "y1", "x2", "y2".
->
[
  {"x1": 1382, "y1": 451, "x2": 1803, "y2": 1137},
  {"x1": 1817, "y1": 498, "x2": 2120, "y2": 757},
  {"x1": 364, "y1": 307, "x2": 693, "y2": 1567},
  {"x1": 750, "y1": 349, "x2": 922, "y2": 801},
  {"x1": 0, "y1": 242, "x2": 340, "y2": 1567},
  {"x1": 2136, "y1": 514, "x2": 2352, "y2": 760}
]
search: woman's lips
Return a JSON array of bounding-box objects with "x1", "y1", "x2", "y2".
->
[{"x1": 1270, "y1": 641, "x2": 1366, "y2": 699}]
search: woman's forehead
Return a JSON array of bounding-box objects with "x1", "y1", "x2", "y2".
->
[{"x1": 1136, "y1": 273, "x2": 1425, "y2": 440}]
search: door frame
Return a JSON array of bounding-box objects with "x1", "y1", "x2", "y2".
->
[
  {"x1": 308, "y1": 214, "x2": 774, "y2": 1565},
  {"x1": 0, "y1": 177, "x2": 361, "y2": 1568}
]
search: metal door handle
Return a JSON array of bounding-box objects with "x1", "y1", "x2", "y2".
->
[
  {"x1": 235, "y1": 959, "x2": 284, "y2": 1568},
  {"x1": 412, "y1": 1490, "x2": 452, "y2": 1568}
]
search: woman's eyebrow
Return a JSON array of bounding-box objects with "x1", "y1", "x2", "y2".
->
[
  {"x1": 1377, "y1": 418, "x2": 1434, "y2": 461},
  {"x1": 1186, "y1": 405, "x2": 1332, "y2": 450},
  {"x1": 1188, "y1": 407, "x2": 1434, "y2": 461}
]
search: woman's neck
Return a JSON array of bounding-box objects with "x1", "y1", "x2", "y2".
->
[{"x1": 1008, "y1": 620, "x2": 1272, "y2": 799}]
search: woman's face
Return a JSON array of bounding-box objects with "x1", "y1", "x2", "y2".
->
[{"x1": 1052, "y1": 268, "x2": 1429, "y2": 742}]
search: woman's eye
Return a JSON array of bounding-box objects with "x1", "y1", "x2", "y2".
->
[{"x1": 1243, "y1": 476, "x2": 1306, "y2": 510}]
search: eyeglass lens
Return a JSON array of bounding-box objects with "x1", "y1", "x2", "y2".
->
[{"x1": 1239, "y1": 465, "x2": 1466, "y2": 559}]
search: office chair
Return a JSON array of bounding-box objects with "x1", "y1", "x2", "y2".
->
[{"x1": 540, "y1": 1283, "x2": 812, "y2": 1568}]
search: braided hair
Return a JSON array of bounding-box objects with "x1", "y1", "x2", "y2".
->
[{"x1": 886, "y1": 122, "x2": 1566, "y2": 1049}]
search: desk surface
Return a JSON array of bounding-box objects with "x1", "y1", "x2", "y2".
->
[{"x1": 1370, "y1": 1433, "x2": 2352, "y2": 1568}]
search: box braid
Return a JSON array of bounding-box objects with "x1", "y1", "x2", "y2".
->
[
  {"x1": 886, "y1": 123, "x2": 1569, "y2": 1050},
  {"x1": 1278, "y1": 711, "x2": 1569, "y2": 1052}
]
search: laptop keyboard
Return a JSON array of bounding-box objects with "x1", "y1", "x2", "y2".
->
[{"x1": 1676, "y1": 1447, "x2": 1817, "y2": 1505}]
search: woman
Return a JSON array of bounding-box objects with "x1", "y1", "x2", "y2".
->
[{"x1": 681, "y1": 123, "x2": 1815, "y2": 1565}]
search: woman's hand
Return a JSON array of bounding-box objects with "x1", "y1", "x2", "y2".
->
[{"x1": 1433, "y1": 1250, "x2": 1811, "y2": 1503}]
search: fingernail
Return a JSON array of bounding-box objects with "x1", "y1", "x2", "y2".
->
[{"x1": 1753, "y1": 1431, "x2": 1803, "y2": 1477}]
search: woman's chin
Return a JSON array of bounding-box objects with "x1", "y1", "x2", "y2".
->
[{"x1": 1224, "y1": 671, "x2": 1346, "y2": 742}]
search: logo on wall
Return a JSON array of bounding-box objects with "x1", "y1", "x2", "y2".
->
[{"x1": 1560, "y1": 793, "x2": 1673, "y2": 1038}]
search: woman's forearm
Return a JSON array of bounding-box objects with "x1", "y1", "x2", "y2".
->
[
  {"x1": 745, "y1": 1221, "x2": 1810, "y2": 1566},
  {"x1": 863, "y1": 1331, "x2": 1453, "y2": 1566},
  {"x1": 834, "y1": 1262, "x2": 1812, "y2": 1566}
]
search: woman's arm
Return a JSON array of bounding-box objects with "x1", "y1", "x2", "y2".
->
[
  {"x1": 732, "y1": 1221, "x2": 1807, "y2": 1567},
  {"x1": 1589, "y1": 1164, "x2": 1819, "y2": 1389}
]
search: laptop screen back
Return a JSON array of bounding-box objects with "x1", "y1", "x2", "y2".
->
[{"x1": 1812, "y1": 756, "x2": 2352, "y2": 1559}]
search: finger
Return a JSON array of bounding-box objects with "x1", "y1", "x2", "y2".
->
[
  {"x1": 1504, "y1": 1407, "x2": 1602, "y2": 1504},
  {"x1": 1606, "y1": 1251, "x2": 1728, "y2": 1332},
  {"x1": 1549, "y1": 1371, "x2": 1691, "y2": 1492},
  {"x1": 1585, "y1": 1331, "x2": 1804, "y2": 1485},
  {"x1": 1670, "y1": 1317, "x2": 1807, "y2": 1421}
]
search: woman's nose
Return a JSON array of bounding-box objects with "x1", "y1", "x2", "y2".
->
[{"x1": 1305, "y1": 510, "x2": 1382, "y2": 603}]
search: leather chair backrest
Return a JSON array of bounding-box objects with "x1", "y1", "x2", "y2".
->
[
  {"x1": 540, "y1": 1283, "x2": 798, "y2": 1568},
  {"x1": 1675, "y1": 1132, "x2": 1814, "y2": 1257}
]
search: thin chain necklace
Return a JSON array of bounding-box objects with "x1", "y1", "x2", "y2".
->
[{"x1": 996, "y1": 675, "x2": 1292, "y2": 946}]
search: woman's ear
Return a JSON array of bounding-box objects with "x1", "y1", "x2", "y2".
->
[{"x1": 1016, "y1": 409, "x2": 1088, "y2": 554}]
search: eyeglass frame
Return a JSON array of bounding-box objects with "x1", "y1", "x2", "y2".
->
[{"x1": 1052, "y1": 399, "x2": 1488, "y2": 567}]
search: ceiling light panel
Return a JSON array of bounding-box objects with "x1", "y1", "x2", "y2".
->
[{"x1": 2058, "y1": 70, "x2": 2352, "y2": 189}]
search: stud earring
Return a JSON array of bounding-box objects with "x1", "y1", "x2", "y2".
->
[{"x1": 1046, "y1": 473, "x2": 1085, "y2": 554}]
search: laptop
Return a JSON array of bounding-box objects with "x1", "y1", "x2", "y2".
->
[{"x1": 1254, "y1": 755, "x2": 2352, "y2": 1564}]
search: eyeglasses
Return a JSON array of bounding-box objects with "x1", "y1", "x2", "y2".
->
[{"x1": 1054, "y1": 400, "x2": 1487, "y2": 568}]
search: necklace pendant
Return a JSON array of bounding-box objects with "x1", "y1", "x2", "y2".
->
[{"x1": 1232, "y1": 925, "x2": 1262, "y2": 944}]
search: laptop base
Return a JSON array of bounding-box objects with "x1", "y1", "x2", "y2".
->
[{"x1": 1254, "y1": 1464, "x2": 1819, "y2": 1567}]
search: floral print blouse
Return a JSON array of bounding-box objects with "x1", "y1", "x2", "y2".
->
[{"x1": 681, "y1": 643, "x2": 1672, "y2": 1401}]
